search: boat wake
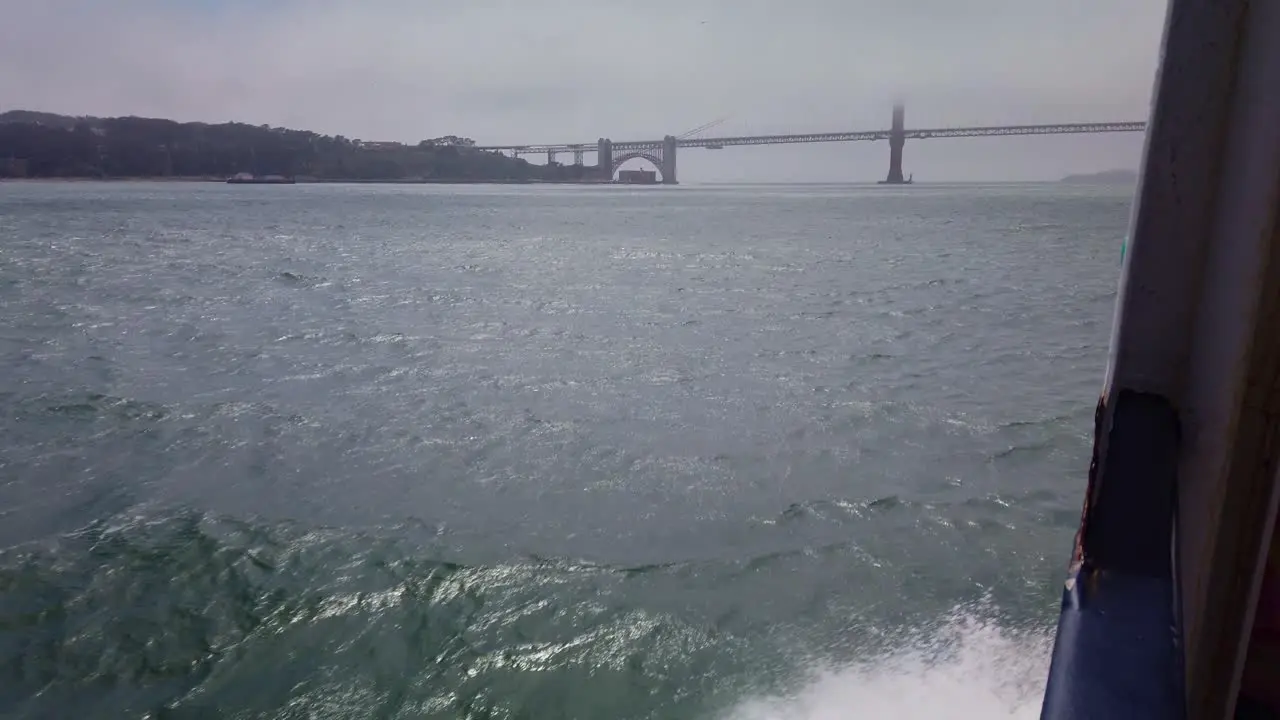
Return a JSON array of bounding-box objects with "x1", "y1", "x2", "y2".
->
[{"x1": 726, "y1": 611, "x2": 1052, "y2": 719}]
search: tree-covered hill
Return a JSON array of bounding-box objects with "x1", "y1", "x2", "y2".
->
[{"x1": 0, "y1": 111, "x2": 595, "y2": 182}]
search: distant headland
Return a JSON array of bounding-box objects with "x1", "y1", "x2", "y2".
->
[
  {"x1": 0, "y1": 110, "x2": 600, "y2": 184},
  {"x1": 1059, "y1": 168, "x2": 1138, "y2": 184}
]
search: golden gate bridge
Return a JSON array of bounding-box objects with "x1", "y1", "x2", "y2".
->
[{"x1": 472, "y1": 103, "x2": 1147, "y2": 185}]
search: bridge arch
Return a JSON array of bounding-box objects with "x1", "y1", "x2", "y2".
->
[{"x1": 611, "y1": 151, "x2": 664, "y2": 181}]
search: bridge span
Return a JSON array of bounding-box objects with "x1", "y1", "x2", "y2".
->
[{"x1": 472, "y1": 105, "x2": 1147, "y2": 185}]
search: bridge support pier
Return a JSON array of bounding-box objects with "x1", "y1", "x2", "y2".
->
[
  {"x1": 881, "y1": 102, "x2": 908, "y2": 184},
  {"x1": 597, "y1": 138, "x2": 613, "y2": 181},
  {"x1": 662, "y1": 135, "x2": 678, "y2": 184}
]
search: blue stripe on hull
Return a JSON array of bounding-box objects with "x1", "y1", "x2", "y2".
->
[{"x1": 1040, "y1": 391, "x2": 1184, "y2": 720}]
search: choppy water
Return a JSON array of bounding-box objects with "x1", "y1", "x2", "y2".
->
[{"x1": 0, "y1": 181, "x2": 1130, "y2": 719}]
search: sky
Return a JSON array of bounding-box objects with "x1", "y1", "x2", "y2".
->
[{"x1": 0, "y1": 0, "x2": 1170, "y2": 182}]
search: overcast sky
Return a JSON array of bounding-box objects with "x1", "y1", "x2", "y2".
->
[{"x1": 0, "y1": 0, "x2": 1169, "y2": 182}]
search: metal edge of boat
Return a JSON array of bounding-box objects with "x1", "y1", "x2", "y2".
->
[{"x1": 1039, "y1": 0, "x2": 1280, "y2": 718}]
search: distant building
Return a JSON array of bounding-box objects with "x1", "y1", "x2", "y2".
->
[
  {"x1": 617, "y1": 168, "x2": 657, "y2": 184},
  {"x1": 0, "y1": 158, "x2": 28, "y2": 178},
  {"x1": 358, "y1": 141, "x2": 404, "y2": 151}
]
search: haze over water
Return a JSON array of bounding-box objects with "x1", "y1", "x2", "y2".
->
[{"x1": 0, "y1": 181, "x2": 1129, "y2": 718}]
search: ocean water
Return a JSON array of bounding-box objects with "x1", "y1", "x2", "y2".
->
[{"x1": 0, "y1": 181, "x2": 1130, "y2": 719}]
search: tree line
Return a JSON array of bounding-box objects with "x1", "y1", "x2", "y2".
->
[{"x1": 0, "y1": 111, "x2": 598, "y2": 182}]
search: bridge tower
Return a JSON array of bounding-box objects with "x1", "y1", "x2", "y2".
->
[
  {"x1": 597, "y1": 138, "x2": 613, "y2": 181},
  {"x1": 882, "y1": 102, "x2": 908, "y2": 184},
  {"x1": 662, "y1": 135, "x2": 678, "y2": 185}
]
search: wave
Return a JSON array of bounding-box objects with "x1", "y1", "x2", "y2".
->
[
  {"x1": 0, "y1": 510, "x2": 1058, "y2": 719},
  {"x1": 725, "y1": 607, "x2": 1052, "y2": 719}
]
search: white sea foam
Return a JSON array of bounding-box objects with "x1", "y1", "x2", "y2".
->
[{"x1": 727, "y1": 612, "x2": 1053, "y2": 720}]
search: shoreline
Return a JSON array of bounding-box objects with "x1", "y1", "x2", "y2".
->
[
  {"x1": 2, "y1": 176, "x2": 224, "y2": 183},
  {"x1": 300, "y1": 178, "x2": 615, "y2": 186},
  {"x1": 1, "y1": 177, "x2": 631, "y2": 186}
]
